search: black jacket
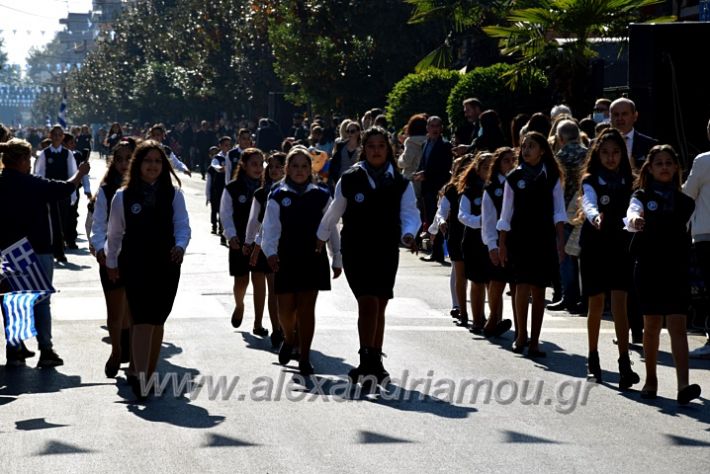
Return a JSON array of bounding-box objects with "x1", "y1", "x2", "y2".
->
[
  {"x1": 630, "y1": 131, "x2": 659, "y2": 169},
  {"x1": 0, "y1": 169, "x2": 76, "y2": 253},
  {"x1": 418, "y1": 137, "x2": 453, "y2": 196}
]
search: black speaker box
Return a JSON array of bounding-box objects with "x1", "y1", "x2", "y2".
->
[{"x1": 629, "y1": 22, "x2": 710, "y2": 166}]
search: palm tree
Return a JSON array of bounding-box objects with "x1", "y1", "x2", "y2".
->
[
  {"x1": 406, "y1": 0, "x2": 513, "y2": 72},
  {"x1": 483, "y1": 0, "x2": 672, "y2": 114}
]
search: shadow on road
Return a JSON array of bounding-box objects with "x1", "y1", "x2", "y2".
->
[
  {"x1": 116, "y1": 341, "x2": 225, "y2": 429},
  {"x1": 0, "y1": 364, "x2": 110, "y2": 408},
  {"x1": 283, "y1": 372, "x2": 477, "y2": 419}
]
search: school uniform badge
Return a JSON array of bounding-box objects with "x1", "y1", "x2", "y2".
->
[
  {"x1": 600, "y1": 195, "x2": 610, "y2": 205},
  {"x1": 494, "y1": 188, "x2": 503, "y2": 197},
  {"x1": 354, "y1": 192, "x2": 365, "y2": 203},
  {"x1": 647, "y1": 200, "x2": 658, "y2": 211},
  {"x1": 47, "y1": 158, "x2": 54, "y2": 164},
  {"x1": 282, "y1": 197, "x2": 292, "y2": 207},
  {"x1": 130, "y1": 203, "x2": 142, "y2": 214},
  {"x1": 517, "y1": 179, "x2": 526, "y2": 189},
  {"x1": 238, "y1": 195, "x2": 247, "y2": 204},
  {"x1": 474, "y1": 197, "x2": 482, "y2": 206}
]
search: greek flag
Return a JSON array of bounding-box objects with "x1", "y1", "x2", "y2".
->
[
  {"x1": 57, "y1": 91, "x2": 67, "y2": 128},
  {"x1": 2, "y1": 291, "x2": 49, "y2": 347},
  {"x1": 1, "y1": 239, "x2": 55, "y2": 347},
  {"x1": 1, "y1": 238, "x2": 55, "y2": 297}
]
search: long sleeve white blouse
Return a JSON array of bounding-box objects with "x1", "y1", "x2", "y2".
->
[{"x1": 105, "y1": 187, "x2": 191, "y2": 268}]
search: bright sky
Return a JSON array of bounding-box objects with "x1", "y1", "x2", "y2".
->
[{"x1": 0, "y1": 0, "x2": 93, "y2": 67}]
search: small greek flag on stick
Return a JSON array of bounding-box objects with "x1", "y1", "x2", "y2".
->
[
  {"x1": 57, "y1": 91, "x2": 67, "y2": 128},
  {"x1": 1, "y1": 239, "x2": 56, "y2": 347}
]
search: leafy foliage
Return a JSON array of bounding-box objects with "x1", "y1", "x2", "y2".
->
[
  {"x1": 67, "y1": 0, "x2": 281, "y2": 123},
  {"x1": 483, "y1": 0, "x2": 669, "y2": 113},
  {"x1": 386, "y1": 68, "x2": 461, "y2": 131},
  {"x1": 405, "y1": 0, "x2": 510, "y2": 71},
  {"x1": 267, "y1": 0, "x2": 440, "y2": 115},
  {"x1": 446, "y1": 62, "x2": 548, "y2": 134}
]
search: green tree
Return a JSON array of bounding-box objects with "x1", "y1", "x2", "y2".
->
[
  {"x1": 268, "y1": 0, "x2": 440, "y2": 115},
  {"x1": 386, "y1": 68, "x2": 461, "y2": 131},
  {"x1": 68, "y1": 0, "x2": 282, "y2": 123},
  {"x1": 483, "y1": 0, "x2": 670, "y2": 114},
  {"x1": 405, "y1": 0, "x2": 510, "y2": 72},
  {"x1": 446, "y1": 62, "x2": 548, "y2": 138}
]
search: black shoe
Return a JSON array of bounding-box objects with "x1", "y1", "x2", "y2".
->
[
  {"x1": 270, "y1": 329, "x2": 284, "y2": 349},
  {"x1": 512, "y1": 343, "x2": 526, "y2": 354},
  {"x1": 371, "y1": 349, "x2": 390, "y2": 383},
  {"x1": 19, "y1": 341, "x2": 35, "y2": 359},
  {"x1": 231, "y1": 308, "x2": 243, "y2": 328},
  {"x1": 618, "y1": 355, "x2": 640, "y2": 389},
  {"x1": 253, "y1": 327, "x2": 269, "y2": 337},
  {"x1": 55, "y1": 255, "x2": 67, "y2": 263},
  {"x1": 567, "y1": 302, "x2": 586, "y2": 315},
  {"x1": 298, "y1": 360, "x2": 314, "y2": 376},
  {"x1": 5, "y1": 346, "x2": 26, "y2": 367},
  {"x1": 105, "y1": 356, "x2": 120, "y2": 378},
  {"x1": 278, "y1": 342, "x2": 293, "y2": 365},
  {"x1": 640, "y1": 387, "x2": 657, "y2": 400},
  {"x1": 220, "y1": 236, "x2": 227, "y2": 246},
  {"x1": 484, "y1": 319, "x2": 513, "y2": 338},
  {"x1": 127, "y1": 374, "x2": 148, "y2": 402},
  {"x1": 449, "y1": 308, "x2": 460, "y2": 319},
  {"x1": 419, "y1": 256, "x2": 438, "y2": 263},
  {"x1": 120, "y1": 329, "x2": 131, "y2": 363},
  {"x1": 526, "y1": 348, "x2": 547, "y2": 358},
  {"x1": 546, "y1": 300, "x2": 566, "y2": 311},
  {"x1": 211, "y1": 227, "x2": 217, "y2": 235},
  {"x1": 348, "y1": 347, "x2": 376, "y2": 384},
  {"x1": 587, "y1": 351, "x2": 602, "y2": 383},
  {"x1": 65, "y1": 242, "x2": 78, "y2": 250},
  {"x1": 469, "y1": 323, "x2": 485, "y2": 335},
  {"x1": 37, "y1": 349, "x2": 64, "y2": 368},
  {"x1": 677, "y1": 384, "x2": 701, "y2": 405},
  {"x1": 456, "y1": 315, "x2": 469, "y2": 328}
]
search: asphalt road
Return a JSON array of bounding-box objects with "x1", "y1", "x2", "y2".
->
[{"x1": 1, "y1": 155, "x2": 709, "y2": 473}]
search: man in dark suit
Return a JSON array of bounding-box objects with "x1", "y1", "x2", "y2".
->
[
  {"x1": 413, "y1": 116, "x2": 452, "y2": 264},
  {"x1": 610, "y1": 97, "x2": 658, "y2": 172}
]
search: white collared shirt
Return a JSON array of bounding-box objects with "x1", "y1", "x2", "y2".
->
[
  {"x1": 33, "y1": 145, "x2": 79, "y2": 205},
  {"x1": 224, "y1": 147, "x2": 243, "y2": 185},
  {"x1": 624, "y1": 129, "x2": 635, "y2": 162},
  {"x1": 261, "y1": 182, "x2": 342, "y2": 268},
  {"x1": 316, "y1": 162, "x2": 421, "y2": 245},
  {"x1": 481, "y1": 174, "x2": 505, "y2": 250},
  {"x1": 90, "y1": 186, "x2": 110, "y2": 252},
  {"x1": 496, "y1": 164, "x2": 567, "y2": 231},
  {"x1": 105, "y1": 187, "x2": 191, "y2": 268}
]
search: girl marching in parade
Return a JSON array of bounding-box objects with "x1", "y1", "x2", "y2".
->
[
  {"x1": 106, "y1": 140, "x2": 191, "y2": 400},
  {"x1": 220, "y1": 148, "x2": 269, "y2": 335},
  {"x1": 497, "y1": 132, "x2": 567, "y2": 357},
  {"x1": 626, "y1": 145, "x2": 701, "y2": 404},
  {"x1": 480, "y1": 147, "x2": 517, "y2": 338},
  {"x1": 578, "y1": 129, "x2": 639, "y2": 387},
  {"x1": 261, "y1": 145, "x2": 341, "y2": 376},
  {"x1": 90, "y1": 139, "x2": 136, "y2": 378},
  {"x1": 317, "y1": 126, "x2": 420, "y2": 384},
  {"x1": 458, "y1": 152, "x2": 494, "y2": 334},
  {"x1": 429, "y1": 156, "x2": 470, "y2": 324},
  {"x1": 245, "y1": 151, "x2": 287, "y2": 348}
]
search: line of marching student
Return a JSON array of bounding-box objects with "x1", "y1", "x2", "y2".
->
[
  {"x1": 1, "y1": 109, "x2": 706, "y2": 406},
  {"x1": 426, "y1": 125, "x2": 704, "y2": 405}
]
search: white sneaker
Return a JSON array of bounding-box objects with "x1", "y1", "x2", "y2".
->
[{"x1": 689, "y1": 342, "x2": 710, "y2": 360}]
